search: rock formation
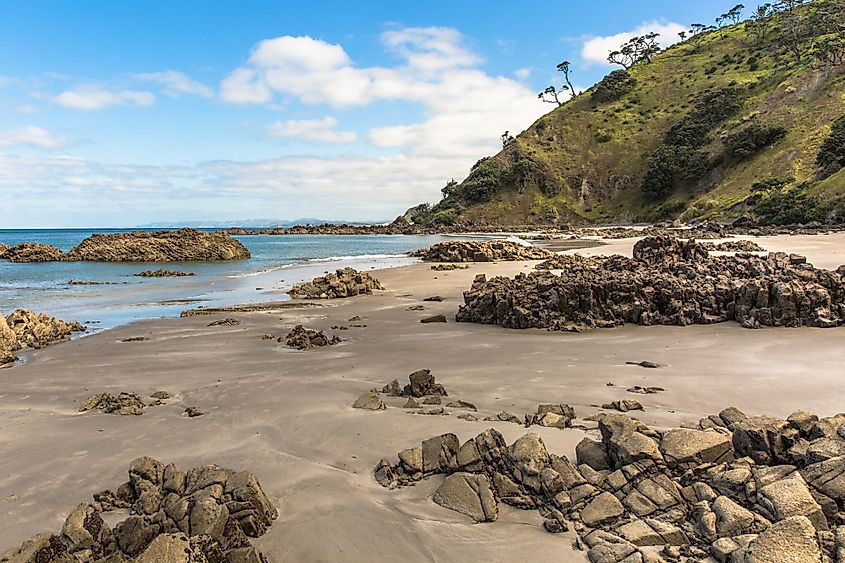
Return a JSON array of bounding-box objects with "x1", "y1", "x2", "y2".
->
[
  {"x1": 283, "y1": 325, "x2": 341, "y2": 350},
  {"x1": 3, "y1": 242, "x2": 65, "y2": 262},
  {"x1": 411, "y1": 240, "x2": 555, "y2": 262},
  {"x1": 459, "y1": 236, "x2": 845, "y2": 330},
  {"x1": 287, "y1": 268, "x2": 383, "y2": 299},
  {"x1": 79, "y1": 392, "x2": 154, "y2": 416},
  {"x1": 1, "y1": 309, "x2": 85, "y2": 365},
  {"x1": 134, "y1": 269, "x2": 195, "y2": 277},
  {"x1": 374, "y1": 406, "x2": 845, "y2": 562},
  {"x1": 64, "y1": 229, "x2": 250, "y2": 262},
  {"x1": 0, "y1": 457, "x2": 277, "y2": 562},
  {"x1": 701, "y1": 240, "x2": 765, "y2": 252}
]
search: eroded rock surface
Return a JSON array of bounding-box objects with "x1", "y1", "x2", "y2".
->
[
  {"x1": 2, "y1": 243, "x2": 65, "y2": 262},
  {"x1": 411, "y1": 240, "x2": 555, "y2": 262},
  {"x1": 287, "y1": 267, "x2": 383, "y2": 299},
  {"x1": 459, "y1": 236, "x2": 845, "y2": 330},
  {"x1": 283, "y1": 325, "x2": 341, "y2": 350},
  {"x1": 0, "y1": 458, "x2": 277, "y2": 563},
  {"x1": 1, "y1": 309, "x2": 85, "y2": 365},
  {"x1": 64, "y1": 228, "x2": 250, "y2": 262}
]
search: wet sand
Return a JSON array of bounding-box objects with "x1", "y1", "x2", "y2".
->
[{"x1": 1, "y1": 232, "x2": 844, "y2": 561}]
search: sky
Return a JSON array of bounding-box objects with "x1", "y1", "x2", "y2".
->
[{"x1": 0, "y1": 0, "x2": 742, "y2": 227}]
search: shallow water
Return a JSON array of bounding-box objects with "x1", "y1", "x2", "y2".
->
[{"x1": 0, "y1": 229, "x2": 464, "y2": 329}]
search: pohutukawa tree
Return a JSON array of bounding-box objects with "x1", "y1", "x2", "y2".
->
[
  {"x1": 607, "y1": 33, "x2": 661, "y2": 68},
  {"x1": 538, "y1": 60, "x2": 578, "y2": 106},
  {"x1": 687, "y1": 23, "x2": 716, "y2": 50},
  {"x1": 717, "y1": 4, "x2": 746, "y2": 27},
  {"x1": 747, "y1": 3, "x2": 775, "y2": 45},
  {"x1": 501, "y1": 131, "x2": 515, "y2": 147}
]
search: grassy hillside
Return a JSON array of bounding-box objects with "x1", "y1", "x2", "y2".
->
[{"x1": 407, "y1": 0, "x2": 845, "y2": 226}]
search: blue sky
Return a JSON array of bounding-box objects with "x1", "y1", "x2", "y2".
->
[{"x1": 0, "y1": 0, "x2": 741, "y2": 227}]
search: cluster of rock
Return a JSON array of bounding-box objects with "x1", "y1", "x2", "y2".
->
[
  {"x1": 134, "y1": 269, "x2": 195, "y2": 277},
  {"x1": 0, "y1": 230, "x2": 250, "y2": 263},
  {"x1": 700, "y1": 240, "x2": 765, "y2": 253},
  {"x1": 375, "y1": 406, "x2": 845, "y2": 562},
  {"x1": 353, "y1": 369, "x2": 451, "y2": 412},
  {"x1": 283, "y1": 325, "x2": 341, "y2": 350},
  {"x1": 287, "y1": 268, "x2": 383, "y2": 299},
  {"x1": 79, "y1": 392, "x2": 154, "y2": 416},
  {"x1": 1, "y1": 457, "x2": 277, "y2": 562},
  {"x1": 0, "y1": 309, "x2": 85, "y2": 365},
  {"x1": 431, "y1": 264, "x2": 470, "y2": 271},
  {"x1": 458, "y1": 236, "x2": 845, "y2": 330},
  {"x1": 411, "y1": 240, "x2": 555, "y2": 262}
]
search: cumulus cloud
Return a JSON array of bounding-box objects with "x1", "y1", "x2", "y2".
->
[
  {"x1": 514, "y1": 67, "x2": 531, "y2": 80},
  {"x1": 53, "y1": 86, "x2": 156, "y2": 110},
  {"x1": 581, "y1": 21, "x2": 686, "y2": 66},
  {"x1": 266, "y1": 116, "x2": 357, "y2": 144},
  {"x1": 133, "y1": 70, "x2": 214, "y2": 98},
  {"x1": 0, "y1": 126, "x2": 65, "y2": 150}
]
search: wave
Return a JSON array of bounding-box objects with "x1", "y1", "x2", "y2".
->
[{"x1": 305, "y1": 253, "x2": 409, "y2": 263}]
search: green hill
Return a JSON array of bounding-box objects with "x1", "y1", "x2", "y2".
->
[{"x1": 406, "y1": 0, "x2": 845, "y2": 226}]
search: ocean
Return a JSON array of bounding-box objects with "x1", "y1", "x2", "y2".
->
[{"x1": 0, "y1": 229, "x2": 469, "y2": 330}]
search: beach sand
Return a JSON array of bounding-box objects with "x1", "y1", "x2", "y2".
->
[{"x1": 1, "y1": 232, "x2": 845, "y2": 561}]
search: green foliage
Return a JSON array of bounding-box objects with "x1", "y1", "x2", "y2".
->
[
  {"x1": 641, "y1": 146, "x2": 708, "y2": 199},
  {"x1": 591, "y1": 70, "x2": 637, "y2": 103},
  {"x1": 460, "y1": 157, "x2": 506, "y2": 203},
  {"x1": 816, "y1": 115, "x2": 845, "y2": 171},
  {"x1": 749, "y1": 179, "x2": 831, "y2": 224},
  {"x1": 665, "y1": 87, "x2": 745, "y2": 148},
  {"x1": 724, "y1": 121, "x2": 787, "y2": 158}
]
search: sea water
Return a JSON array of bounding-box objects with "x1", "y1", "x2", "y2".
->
[{"x1": 0, "y1": 230, "x2": 466, "y2": 330}]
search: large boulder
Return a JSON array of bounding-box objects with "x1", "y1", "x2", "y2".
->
[
  {"x1": 581, "y1": 491, "x2": 625, "y2": 527},
  {"x1": 660, "y1": 429, "x2": 733, "y2": 469},
  {"x1": 432, "y1": 473, "x2": 498, "y2": 522},
  {"x1": 288, "y1": 267, "x2": 383, "y2": 299},
  {"x1": 757, "y1": 475, "x2": 827, "y2": 531},
  {"x1": 739, "y1": 516, "x2": 822, "y2": 562}
]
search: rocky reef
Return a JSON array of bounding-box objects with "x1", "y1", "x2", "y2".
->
[
  {"x1": 2, "y1": 243, "x2": 65, "y2": 262},
  {"x1": 411, "y1": 240, "x2": 555, "y2": 262},
  {"x1": 458, "y1": 236, "x2": 845, "y2": 330},
  {"x1": 134, "y1": 269, "x2": 195, "y2": 277},
  {"x1": 0, "y1": 457, "x2": 277, "y2": 562},
  {"x1": 0, "y1": 309, "x2": 85, "y2": 365},
  {"x1": 287, "y1": 268, "x2": 383, "y2": 299},
  {"x1": 375, "y1": 406, "x2": 845, "y2": 562},
  {"x1": 64, "y1": 229, "x2": 250, "y2": 262}
]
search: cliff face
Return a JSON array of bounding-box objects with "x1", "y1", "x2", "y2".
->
[{"x1": 409, "y1": 0, "x2": 845, "y2": 226}]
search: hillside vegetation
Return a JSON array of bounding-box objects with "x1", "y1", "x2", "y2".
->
[{"x1": 404, "y1": 0, "x2": 845, "y2": 226}]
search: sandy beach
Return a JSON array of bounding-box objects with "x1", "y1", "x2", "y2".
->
[{"x1": 2, "y1": 232, "x2": 845, "y2": 561}]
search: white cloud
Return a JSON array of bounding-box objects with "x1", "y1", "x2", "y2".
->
[
  {"x1": 514, "y1": 67, "x2": 531, "y2": 80},
  {"x1": 133, "y1": 70, "x2": 213, "y2": 98},
  {"x1": 0, "y1": 126, "x2": 65, "y2": 150},
  {"x1": 14, "y1": 104, "x2": 39, "y2": 114},
  {"x1": 53, "y1": 86, "x2": 156, "y2": 110},
  {"x1": 267, "y1": 116, "x2": 357, "y2": 144},
  {"x1": 581, "y1": 21, "x2": 686, "y2": 66}
]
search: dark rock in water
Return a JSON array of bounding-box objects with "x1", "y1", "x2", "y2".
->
[
  {"x1": 627, "y1": 386, "x2": 664, "y2": 394},
  {"x1": 288, "y1": 267, "x2": 383, "y2": 299},
  {"x1": 420, "y1": 314, "x2": 447, "y2": 323},
  {"x1": 134, "y1": 269, "x2": 195, "y2": 277},
  {"x1": 2, "y1": 458, "x2": 277, "y2": 562},
  {"x1": 422, "y1": 296, "x2": 446, "y2": 302},
  {"x1": 64, "y1": 228, "x2": 250, "y2": 262},
  {"x1": 411, "y1": 240, "x2": 555, "y2": 262},
  {"x1": 458, "y1": 235, "x2": 845, "y2": 331},
  {"x1": 207, "y1": 318, "x2": 240, "y2": 327},
  {"x1": 626, "y1": 361, "x2": 661, "y2": 368},
  {"x1": 183, "y1": 406, "x2": 205, "y2": 418},
  {"x1": 283, "y1": 325, "x2": 341, "y2": 350},
  {"x1": 3, "y1": 242, "x2": 65, "y2": 262},
  {"x1": 406, "y1": 305, "x2": 427, "y2": 311},
  {"x1": 121, "y1": 336, "x2": 148, "y2": 342}
]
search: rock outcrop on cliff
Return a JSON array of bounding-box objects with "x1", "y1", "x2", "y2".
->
[
  {"x1": 411, "y1": 240, "x2": 555, "y2": 262},
  {"x1": 375, "y1": 406, "x2": 845, "y2": 562},
  {"x1": 0, "y1": 457, "x2": 277, "y2": 562},
  {"x1": 0, "y1": 309, "x2": 85, "y2": 366},
  {"x1": 287, "y1": 268, "x2": 383, "y2": 299},
  {"x1": 458, "y1": 236, "x2": 845, "y2": 330},
  {"x1": 63, "y1": 229, "x2": 250, "y2": 262}
]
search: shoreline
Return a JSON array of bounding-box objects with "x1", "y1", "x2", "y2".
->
[{"x1": 1, "y1": 232, "x2": 845, "y2": 560}]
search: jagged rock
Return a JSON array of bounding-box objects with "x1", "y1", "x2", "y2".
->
[
  {"x1": 420, "y1": 314, "x2": 447, "y2": 323},
  {"x1": 740, "y1": 516, "x2": 821, "y2": 562},
  {"x1": 602, "y1": 399, "x2": 644, "y2": 412},
  {"x1": 483, "y1": 411, "x2": 522, "y2": 424},
  {"x1": 150, "y1": 391, "x2": 170, "y2": 400},
  {"x1": 352, "y1": 391, "x2": 385, "y2": 411},
  {"x1": 712, "y1": 496, "x2": 763, "y2": 537},
  {"x1": 411, "y1": 240, "x2": 555, "y2": 262},
  {"x1": 576, "y1": 438, "x2": 611, "y2": 471},
  {"x1": 283, "y1": 325, "x2": 341, "y2": 350},
  {"x1": 381, "y1": 379, "x2": 403, "y2": 396},
  {"x1": 757, "y1": 475, "x2": 827, "y2": 531},
  {"x1": 134, "y1": 533, "x2": 190, "y2": 563},
  {"x1": 701, "y1": 240, "x2": 766, "y2": 253},
  {"x1": 183, "y1": 406, "x2": 205, "y2": 418},
  {"x1": 64, "y1": 229, "x2": 250, "y2": 262},
  {"x1": 581, "y1": 492, "x2": 625, "y2": 526},
  {"x1": 3, "y1": 242, "x2": 65, "y2": 262},
  {"x1": 134, "y1": 269, "x2": 195, "y2": 277},
  {"x1": 404, "y1": 369, "x2": 447, "y2": 397},
  {"x1": 3, "y1": 309, "x2": 85, "y2": 357},
  {"x1": 626, "y1": 386, "x2": 664, "y2": 394},
  {"x1": 287, "y1": 267, "x2": 383, "y2": 299},
  {"x1": 79, "y1": 392, "x2": 147, "y2": 416},
  {"x1": 660, "y1": 429, "x2": 733, "y2": 469},
  {"x1": 625, "y1": 361, "x2": 661, "y2": 369},
  {"x1": 403, "y1": 397, "x2": 420, "y2": 408},
  {"x1": 458, "y1": 236, "x2": 845, "y2": 330},
  {"x1": 207, "y1": 318, "x2": 240, "y2": 326},
  {"x1": 422, "y1": 433, "x2": 460, "y2": 474},
  {"x1": 446, "y1": 400, "x2": 477, "y2": 411},
  {"x1": 732, "y1": 416, "x2": 793, "y2": 464},
  {"x1": 433, "y1": 473, "x2": 498, "y2": 522}
]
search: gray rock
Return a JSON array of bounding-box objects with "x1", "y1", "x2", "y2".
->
[
  {"x1": 660, "y1": 429, "x2": 733, "y2": 468},
  {"x1": 352, "y1": 391, "x2": 385, "y2": 410},
  {"x1": 432, "y1": 473, "x2": 497, "y2": 522},
  {"x1": 581, "y1": 491, "x2": 625, "y2": 527},
  {"x1": 758, "y1": 475, "x2": 827, "y2": 531},
  {"x1": 741, "y1": 516, "x2": 821, "y2": 562}
]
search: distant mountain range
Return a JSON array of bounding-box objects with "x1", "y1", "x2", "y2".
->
[{"x1": 135, "y1": 218, "x2": 383, "y2": 228}]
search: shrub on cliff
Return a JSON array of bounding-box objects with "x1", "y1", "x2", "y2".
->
[
  {"x1": 590, "y1": 70, "x2": 637, "y2": 103},
  {"x1": 816, "y1": 115, "x2": 845, "y2": 173},
  {"x1": 725, "y1": 122, "x2": 787, "y2": 158}
]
